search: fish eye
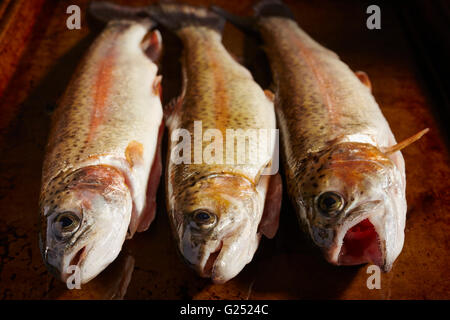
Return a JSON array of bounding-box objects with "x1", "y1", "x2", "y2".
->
[
  {"x1": 317, "y1": 192, "x2": 345, "y2": 216},
  {"x1": 192, "y1": 210, "x2": 217, "y2": 227},
  {"x1": 52, "y1": 211, "x2": 81, "y2": 239}
]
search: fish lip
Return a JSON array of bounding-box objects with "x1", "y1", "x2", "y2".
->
[
  {"x1": 198, "y1": 240, "x2": 223, "y2": 279},
  {"x1": 42, "y1": 243, "x2": 67, "y2": 280},
  {"x1": 43, "y1": 251, "x2": 64, "y2": 280},
  {"x1": 70, "y1": 245, "x2": 87, "y2": 267}
]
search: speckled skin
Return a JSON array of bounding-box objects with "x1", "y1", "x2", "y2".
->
[
  {"x1": 257, "y1": 16, "x2": 407, "y2": 270},
  {"x1": 165, "y1": 21, "x2": 277, "y2": 283},
  {"x1": 39, "y1": 20, "x2": 163, "y2": 283}
]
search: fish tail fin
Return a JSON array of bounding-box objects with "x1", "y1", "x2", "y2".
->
[
  {"x1": 88, "y1": 1, "x2": 155, "y2": 26},
  {"x1": 253, "y1": 0, "x2": 295, "y2": 20},
  {"x1": 210, "y1": 6, "x2": 257, "y2": 35},
  {"x1": 146, "y1": 2, "x2": 225, "y2": 34},
  {"x1": 211, "y1": 0, "x2": 294, "y2": 35}
]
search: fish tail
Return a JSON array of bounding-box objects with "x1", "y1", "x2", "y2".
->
[
  {"x1": 147, "y1": 2, "x2": 225, "y2": 34},
  {"x1": 88, "y1": 1, "x2": 155, "y2": 27},
  {"x1": 253, "y1": 0, "x2": 295, "y2": 20}
]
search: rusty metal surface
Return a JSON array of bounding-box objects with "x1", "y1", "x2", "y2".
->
[{"x1": 0, "y1": 0, "x2": 449, "y2": 299}]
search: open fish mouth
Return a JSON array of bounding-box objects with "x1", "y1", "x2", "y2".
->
[
  {"x1": 200, "y1": 241, "x2": 223, "y2": 278},
  {"x1": 70, "y1": 246, "x2": 87, "y2": 267},
  {"x1": 61, "y1": 245, "x2": 88, "y2": 282},
  {"x1": 338, "y1": 218, "x2": 383, "y2": 267}
]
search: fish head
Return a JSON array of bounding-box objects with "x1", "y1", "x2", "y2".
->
[
  {"x1": 39, "y1": 165, "x2": 132, "y2": 284},
  {"x1": 296, "y1": 142, "x2": 406, "y2": 271},
  {"x1": 170, "y1": 175, "x2": 261, "y2": 283}
]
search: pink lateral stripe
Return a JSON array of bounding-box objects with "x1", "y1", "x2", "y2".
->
[{"x1": 87, "y1": 50, "x2": 116, "y2": 142}]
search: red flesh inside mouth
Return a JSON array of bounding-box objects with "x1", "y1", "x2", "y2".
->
[
  {"x1": 338, "y1": 219, "x2": 383, "y2": 266},
  {"x1": 203, "y1": 242, "x2": 223, "y2": 277},
  {"x1": 70, "y1": 246, "x2": 86, "y2": 267}
]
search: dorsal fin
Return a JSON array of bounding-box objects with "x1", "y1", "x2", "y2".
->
[
  {"x1": 146, "y1": 3, "x2": 225, "y2": 33},
  {"x1": 141, "y1": 29, "x2": 163, "y2": 62}
]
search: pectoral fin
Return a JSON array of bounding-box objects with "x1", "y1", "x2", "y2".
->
[
  {"x1": 258, "y1": 173, "x2": 282, "y2": 239},
  {"x1": 88, "y1": 1, "x2": 153, "y2": 25},
  {"x1": 136, "y1": 121, "x2": 164, "y2": 233}
]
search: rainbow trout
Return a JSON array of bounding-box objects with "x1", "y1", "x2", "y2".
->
[
  {"x1": 148, "y1": 3, "x2": 282, "y2": 283},
  {"x1": 214, "y1": 0, "x2": 428, "y2": 271},
  {"x1": 39, "y1": 6, "x2": 164, "y2": 284}
]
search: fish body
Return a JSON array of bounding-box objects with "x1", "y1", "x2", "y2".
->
[
  {"x1": 221, "y1": 0, "x2": 411, "y2": 271},
  {"x1": 39, "y1": 19, "x2": 163, "y2": 283},
  {"x1": 150, "y1": 3, "x2": 281, "y2": 283}
]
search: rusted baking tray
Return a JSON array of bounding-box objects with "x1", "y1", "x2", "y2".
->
[{"x1": 0, "y1": 0, "x2": 449, "y2": 299}]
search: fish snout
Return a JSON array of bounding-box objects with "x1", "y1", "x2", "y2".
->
[
  {"x1": 42, "y1": 243, "x2": 87, "y2": 284},
  {"x1": 211, "y1": 221, "x2": 260, "y2": 284},
  {"x1": 320, "y1": 211, "x2": 397, "y2": 271},
  {"x1": 180, "y1": 224, "x2": 225, "y2": 279},
  {"x1": 334, "y1": 195, "x2": 404, "y2": 271}
]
